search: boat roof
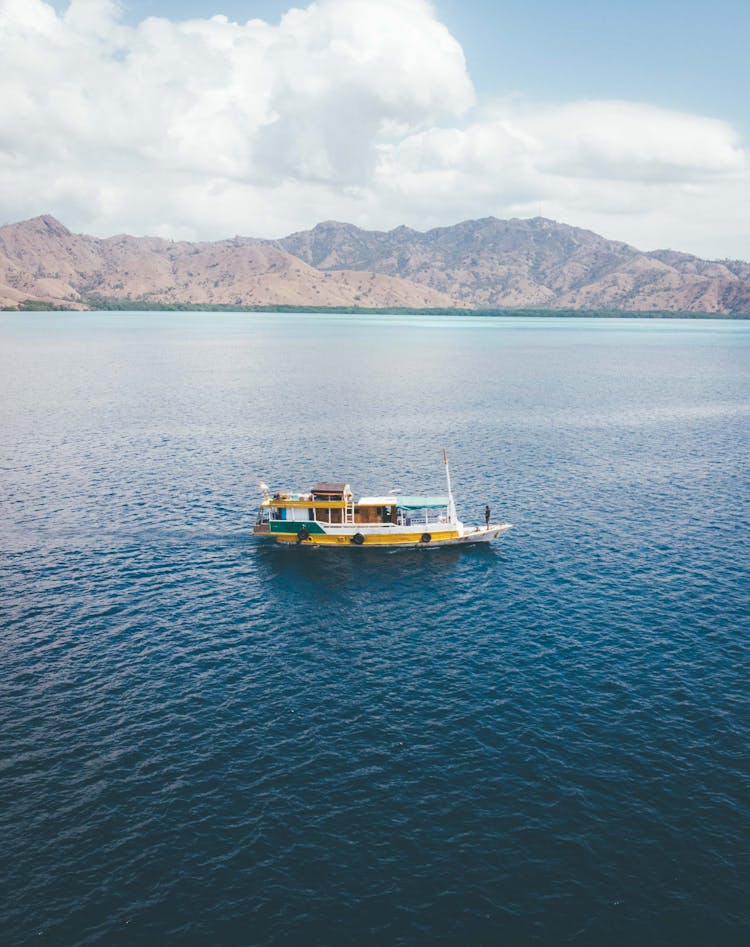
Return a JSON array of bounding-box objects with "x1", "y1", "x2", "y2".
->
[
  {"x1": 358, "y1": 496, "x2": 398, "y2": 506},
  {"x1": 311, "y1": 482, "x2": 350, "y2": 494},
  {"x1": 395, "y1": 495, "x2": 450, "y2": 509}
]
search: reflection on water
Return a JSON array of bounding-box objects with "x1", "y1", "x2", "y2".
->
[{"x1": 256, "y1": 539, "x2": 500, "y2": 587}]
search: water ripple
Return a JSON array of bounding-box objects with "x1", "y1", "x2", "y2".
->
[{"x1": 1, "y1": 313, "x2": 749, "y2": 945}]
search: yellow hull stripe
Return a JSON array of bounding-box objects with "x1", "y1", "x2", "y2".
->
[{"x1": 273, "y1": 530, "x2": 461, "y2": 546}]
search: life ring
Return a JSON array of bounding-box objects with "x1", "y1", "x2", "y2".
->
[
  {"x1": 350, "y1": 533, "x2": 365, "y2": 545},
  {"x1": 297, "y1": 527, "x2": 310, "y2": 542},
  {"x1": 420, "y1": 533, "x2": 432, "y2": 543}
]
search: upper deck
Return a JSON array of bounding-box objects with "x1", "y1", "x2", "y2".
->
[{"x1": 258, "y1": 482, "x2": 452, "y2": 529}]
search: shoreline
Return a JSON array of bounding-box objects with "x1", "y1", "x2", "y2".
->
[{"x1": 4, "y1": 300, "x2": 749, "y2": 319}]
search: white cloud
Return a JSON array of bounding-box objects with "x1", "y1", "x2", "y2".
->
[
  {"x1": 528, "y1": 100, "x2": 744, "y2": 181},
  {"x1": 374, "y1": 101, "x2": 750, "y2": 256},
  {"x1": 0, "y1": 0, "x2": 748, "y2": 258}
]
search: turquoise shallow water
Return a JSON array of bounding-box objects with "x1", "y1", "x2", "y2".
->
[{"x1": 1, "y1": 312, "x2": 749, "y2": 945}]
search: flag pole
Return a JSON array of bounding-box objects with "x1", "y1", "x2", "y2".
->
[{"x1": 443, "y1": 448, "x2": 456, "y2": 523}]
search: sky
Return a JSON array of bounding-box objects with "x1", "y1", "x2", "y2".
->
[{"x1": 2, "y1": 0, "x2": 749, "y2": 258}]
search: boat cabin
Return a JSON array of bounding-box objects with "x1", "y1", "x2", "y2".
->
[{"x1": 257, "y1": 482, "x2": 451, "y2": 530}]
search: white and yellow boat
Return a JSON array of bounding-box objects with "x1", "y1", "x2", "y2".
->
[{"x1": 253, "y1": 451, "x2": 511, "y2": 549}]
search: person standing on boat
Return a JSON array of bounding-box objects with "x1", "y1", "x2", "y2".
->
[{"x1": 485, "y1": 504, "x2": 491, "y2": 527}]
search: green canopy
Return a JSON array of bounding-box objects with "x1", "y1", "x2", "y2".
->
[{"x1": 395, "y1": 496, "x2": 449, "y2": 509}]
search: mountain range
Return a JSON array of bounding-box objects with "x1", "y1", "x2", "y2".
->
[{"x1": 1, "y1": 214, "x2": 749, "y2": 314}]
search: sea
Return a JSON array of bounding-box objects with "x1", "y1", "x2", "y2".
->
[{"x1": 1, "y1": 311, "x2": 748, "y2": 946}]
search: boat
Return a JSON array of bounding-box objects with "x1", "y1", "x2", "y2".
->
[{"x1": 253, "y1": 450, "x2": 511, "y2": 548}]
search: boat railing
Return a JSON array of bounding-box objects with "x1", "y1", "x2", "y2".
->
[
  {"x1": 316, "y1": 512, "x2": 449, "y2": 529},
  {"x1": 398, "y1": 510, "x2": 448, "y2": 527}
]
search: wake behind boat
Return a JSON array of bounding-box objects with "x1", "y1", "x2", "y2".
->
[{"x1": 253, "y1": 451, "x2": 511, "y2": 548}]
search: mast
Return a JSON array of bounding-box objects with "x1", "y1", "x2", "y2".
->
[{"x1": 443, "y1": 448, "x2": 457, "y2": 523}]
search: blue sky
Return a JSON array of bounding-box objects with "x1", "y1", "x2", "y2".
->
[{"x1": 8, "y1": 1, "x2": 750, "y2": 257}]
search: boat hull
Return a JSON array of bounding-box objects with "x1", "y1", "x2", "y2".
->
[{"x1": 254, "y1": 523, "x2": 511, "y2": 548}]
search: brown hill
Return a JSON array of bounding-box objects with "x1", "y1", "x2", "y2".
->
[
  {"x1": 0, "y1": 216, "x2": 458, "y2": 311},
  {"x1": 277, "y1": 217, "x2": 750, "y2": 314},
  {"x1": 1, "y1": 214, "x2": 749, "y2": 314}
]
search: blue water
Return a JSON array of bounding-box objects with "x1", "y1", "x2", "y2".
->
[{"x1": 1, "y1": 312, "x2": 749, "y2": 946}]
